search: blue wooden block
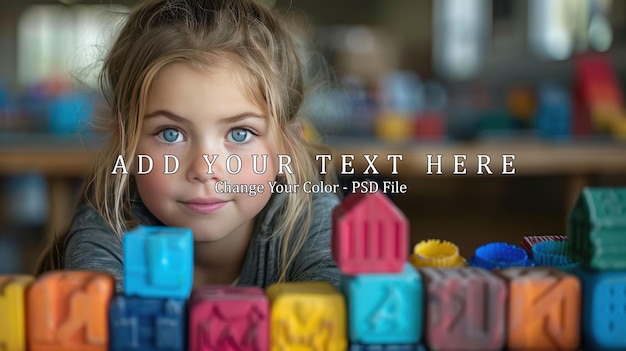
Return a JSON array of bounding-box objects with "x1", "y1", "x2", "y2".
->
[
  {"x1": 109, "y1": 295, "x2": 186, "y2": 351},
  {"x1": 534, "y1": 83, "x2": 572, "y2": 140},
  {"x1": 124, "y1": 226, "x2": 193, "y2": 299},
  {"x1": 349, "y1": 343, "x2": 428, "y2": 350},
  {"x1": 341, "y1": 263, "x2": 423, "y2": 344},
  {"x1": 576, "y1": 268, "x2": 626, "y2": 350}
]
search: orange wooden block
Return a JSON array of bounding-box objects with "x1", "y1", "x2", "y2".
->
[
  {"x1": 498, "y1": 267, "x2": 581, "y2": 350},
  {"x1": 26, "y1": 271, "x2": 114, "y2": 351}
]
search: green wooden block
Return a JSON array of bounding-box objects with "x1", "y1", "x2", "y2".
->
[{"x1": 569, "y1": 188, "x2": 626, "y2": 270}]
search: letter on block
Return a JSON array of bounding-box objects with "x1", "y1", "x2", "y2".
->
[
  {"x1": 266, "y1": 282, "x2": 347, "y2": 351},
  {"x1": 27, "y1": 271, "x2": 115, "y2": 351},
  {"x1": 109, "y1": 296, "x2": 186, "y2": 351},
  {"x1": 332, "y1": 192, "x2": 408, "y2": 275},
  {"x1": 0, "y1": 275, "x2": 33, "y2": 351},
  {"x1": 189, "y1": 287, "x2": 269, "y2": 351},
  {"x1": 341, "y1": 263, "x2": 422, "y2": 344},
  {"x1": 124, "y1": 226, "x2": 193, "y2": 299},
  {"x1": 420, "y1": 267, "x2": 506, "y2": 350},
  {"x1": 576, "y1": 269, "x2": 626, "y2": 350},
  {"x1": 499, "y1": 267, "x2": 581, "y2": 350}
]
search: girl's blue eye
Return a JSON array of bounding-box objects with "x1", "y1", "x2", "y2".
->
[
  {"x1": 229, "y1": 128, "x2": 251, "y2": 143},
  {"x1": 159, "y1": 128, "x2": 183, "y2": 143}
]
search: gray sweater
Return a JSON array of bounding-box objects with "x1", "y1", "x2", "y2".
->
[{"x1": 63, "y1": 191, "x2": 342, "y2": 293}]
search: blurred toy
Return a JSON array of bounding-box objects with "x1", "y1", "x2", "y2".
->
[
  {"x1": 573, "y1": 53, "x2": 626, "y2": 138},
  {"x1": 410, "y1": 239, "x2": 465, "y2": 268},
  {"x1": 533, "y1": 83, "x2": 572, "y2": 140}
]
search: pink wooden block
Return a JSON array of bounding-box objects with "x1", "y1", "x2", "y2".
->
[
  {"x1": 332, "y1": 191, "x2": 409, "y2": 275},
  {"x1": 189, "y1": 286, "x2": 269, "y2": 351}
]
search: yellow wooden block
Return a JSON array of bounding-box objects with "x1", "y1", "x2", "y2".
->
[
  {"x1": 375, "y1": 112, "x2": 413, "y2": 142},
  {"x1": 266, "y1": 281, "x2": 347, "y2": 351},
  {"x1": 0, "y1": 275, "x2": 34, "y2": 351}
]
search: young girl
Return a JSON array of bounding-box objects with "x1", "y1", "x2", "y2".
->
[{"x1": 36, "y1": 0, "x2": 342, "y2": 293}]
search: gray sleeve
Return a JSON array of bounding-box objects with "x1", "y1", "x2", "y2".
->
[
  {"x1": 63, "y1": 204, "x2": 125, "y2": 293},
  {"x1": 287, "y1": 193, "x2": 342, "y2": 289}
]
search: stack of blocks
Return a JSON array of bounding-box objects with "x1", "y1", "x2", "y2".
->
[
  {"x1": 111, "y1": 226, "x2": 193, "y2": 350},
  {"x1": 569, "y1": 188, "x2": 626, "y2": 350},
  {"x1": 331, "y1": 192, "x2": 422, "y2": 350}
]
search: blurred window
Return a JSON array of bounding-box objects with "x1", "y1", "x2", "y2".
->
[
  {"x1": 528, "y1": 0, "x2": 613, "y2": 60},
  {"x1": 17, "y1": 4, "x2": 128, "y2": 88},
  {"x1": 433, "y1": 0, "x2": 492, "y2": 81}
]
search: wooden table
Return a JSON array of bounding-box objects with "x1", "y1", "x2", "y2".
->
[{"x1": 1, "y1": 134, "x2": 625, "y2": 240}]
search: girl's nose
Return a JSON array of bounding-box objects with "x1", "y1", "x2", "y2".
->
[{"x1": 186, "y1": 152, "x2": 221, "y2": 184}]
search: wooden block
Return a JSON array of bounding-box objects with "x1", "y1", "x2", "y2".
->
[
  {"x1": 109, "y1": 296, "x2": 186, "y2": 351},
  {"x1": 124, "y1": 226, "x2": 193, "y2": 299},
  {"x1": 333, "y1": 192, "x2": 408, "y2": 275},
  {"x1": 498, "y1": 267, "x2": 581, "y2": 350},
  {"x1": 266, "y1": 282, "x2": 346, "y2": 351},
  {"x1": 27, "y1": 271, "x2": 114, "y2": 351},
  {"x1": 342, "y1": 263, "x2": 422, "y2": 345},
  {"x1": 420, "y1": 267, "x2": 506, "y2": 350},
  {"x1": 188, "y1": 287, "x2": 269, "y2": 351},
  {"x1": 0, "y1": 275, "x2": 33, "y2": 351}
]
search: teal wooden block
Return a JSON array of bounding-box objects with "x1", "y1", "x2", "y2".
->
[
  {"x1": 341, "y1": 263, "x2": 423, "y2": 344},
  {"x1": 569, "y1": 188, "x2": 626, "y2": 270}
]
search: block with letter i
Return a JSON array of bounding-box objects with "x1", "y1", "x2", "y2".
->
[
  {"x1": 498, "y1": 267, "x2": 581, "y2": 350},
  {"x1": 188, "y1": 287, "x2": 269, "y2": 351},
  {"x1": 26, "y1": 271, "x2": 115, "y2": 351},
  {"x1": 266, "y1": 281, "x2": 347, "y2": 351},
  {"x1": 0, "y1": 275, "x2": 33, "y2": 351},
  {"x1": 109, "y1": 226, "x2": 193, "y2": 351}
]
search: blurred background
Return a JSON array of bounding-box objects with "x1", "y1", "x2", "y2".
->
[{"x1": 0, "y1": 0, "x2": 625, "y2": 273}]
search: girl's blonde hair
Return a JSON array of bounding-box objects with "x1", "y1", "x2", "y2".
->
[{"x1": 36, "y1": 0, "x2": 335, "y2": 282}]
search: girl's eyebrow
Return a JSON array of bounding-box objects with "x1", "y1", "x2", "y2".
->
[
  {"x1": 144, "y1": 110, "x2": 192, "y2": 127},
  {"x1": 143, "y1": 110, "x2": 265, "y2": 125}
]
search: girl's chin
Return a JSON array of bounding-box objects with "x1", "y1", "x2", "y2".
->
[{"x1": 193, "y1": 233, "x2": 226, "y2": 243}]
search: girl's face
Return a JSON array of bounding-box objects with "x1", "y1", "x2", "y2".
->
[{"x1": 135, "y1": 62, "x2": 277, "y2": 242}]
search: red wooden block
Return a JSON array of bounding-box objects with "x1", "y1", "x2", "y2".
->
[
  {"x1": 421, "y1": 267, "x2": 507, "y2": 351},
  {"x1": 573, "y1": 53, "x2": 625, "y2": 133},
  {"x1": 27, "y1": 271, "x2": 114, "y2": 351},
  {"x1": 520, "y1": 235, "x2": 567, "y2": 256},
  {"x1": 413, "y1": 112, "x2": 445, "y2": 141},
  {"x1": 332, "y1": 191, "x2": 409, "y2": 275},
  {"x1": 189, "y1": 286, "x2": 269, "y2": 351}
]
